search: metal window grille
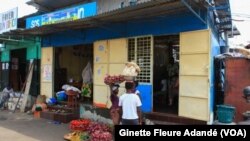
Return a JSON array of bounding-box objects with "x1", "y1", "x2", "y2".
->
[
  {"x1": 128, "y1": 36, "x2": 152, "y2": 83},
  {"x1": 128, "y1": 38, "x2": 135, "y2": 62}
]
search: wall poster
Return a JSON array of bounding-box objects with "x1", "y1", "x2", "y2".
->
[{"x1": 42, "y1": 64, "x2": 52, "y2": 82}]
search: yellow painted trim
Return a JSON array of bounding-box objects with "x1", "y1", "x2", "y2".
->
[{"x1": 40, "y1": 47, "x2": 54, "y2": 98}]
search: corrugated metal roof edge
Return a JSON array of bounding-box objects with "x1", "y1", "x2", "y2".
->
[
  {"x1": 97, "y1": 0, "x2": 178, "y2": 15},
  {"x1": 5, "y1": 0, "x2": 234, "y2": 36}
]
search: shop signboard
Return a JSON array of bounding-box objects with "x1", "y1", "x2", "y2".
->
[
  {"x1": 0, "y1": 7, "x2": 18, "y2": 34},
  {"x1": 26, "y1": 2, "x2": 96, "y2": 29}
]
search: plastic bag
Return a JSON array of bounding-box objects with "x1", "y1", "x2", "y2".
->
[{"x1": 82, "y1": 62, "x2": 93, "y2": 84}]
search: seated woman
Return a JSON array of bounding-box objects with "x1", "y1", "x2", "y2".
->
[{"x1": 32, "y1": 95, "x2": 48, "y2": 113}]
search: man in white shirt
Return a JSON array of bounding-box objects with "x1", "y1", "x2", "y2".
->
[{"x1": 119, "y1": 81, "x2": 142, "y2": 125}]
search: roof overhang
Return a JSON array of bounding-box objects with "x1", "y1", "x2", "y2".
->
[
  {"x1": 6, "y1": 0, "x2": 194, "y2": 36},
  {"x1": 227, "y1": 26, "x2": 240, "y2": 38},
  {"x1": 213, "y1": 0, "x2": 233, "y2": 32},
  {"x1": 0, "y1": 34, "x2": 38, "y2": 44},
  {"x1": 3, "y1": 0, "x2": 234, "y2": 37}
]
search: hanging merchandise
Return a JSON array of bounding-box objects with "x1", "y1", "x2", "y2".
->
[
  {"x1": 81, "y1": 62, "x2": 93, "y2": 98},
  {"x1": 82, "y1": 61, "x2": 93, "y2": 84},
  {"x1": 81, "y1": 83, "x2": 92, "y2": 98}
]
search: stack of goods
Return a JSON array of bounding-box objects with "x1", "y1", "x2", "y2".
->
[
  {"x1": 64, "y1": 119, "x2": 113, "y2": 141},
  {"x1": 121, "y1": 61, "x2": 140, "y2": 80},
  {"x1": 7, "y1": 92, "x2": 23, "y2": 110},
  {"x1": 90, "y1": 130, "x2": 112, "y2": 141},
  {"x1": 70, "y1": 119, "x2": 91, "y2": 131},
  {"x1": 88, "y1": 122, "x2": 113, "y2": 141},
  {"x1": 103, "y1": 61, "x2": 140, "y2": 86},
  {"x1": 230, "y1": 47, "x2": 250, "y2": 59}
]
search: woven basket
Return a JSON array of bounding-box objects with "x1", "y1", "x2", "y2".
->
[{"x1": 123, "y1": 76, "x2": 136, "y2": 81}]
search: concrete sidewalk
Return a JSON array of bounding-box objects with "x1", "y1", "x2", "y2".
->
[{"x1": 0, "y1": 110, "x2": 70, "y2": 141}]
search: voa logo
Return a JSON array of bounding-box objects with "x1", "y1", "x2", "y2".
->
[{"x1": 31, "y1": 19, "x2": 40, "y2": 28}]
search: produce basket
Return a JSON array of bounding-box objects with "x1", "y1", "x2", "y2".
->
[
  {"x1": 64, "y1": 131, "x2": 89, "y2": 141},
  {"x1": 104, "y1": 75, "x2": 125, "y2": 86},
  {"x1": 123, "y1": 76, "x2": 136, "y2": 81}
]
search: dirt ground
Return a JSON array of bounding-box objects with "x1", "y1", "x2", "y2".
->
[{"x1": 0, "y1": 110, "x2": 70, "y2": 141}]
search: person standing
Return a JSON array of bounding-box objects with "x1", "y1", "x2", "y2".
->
[
  {"x1": 119, "y1": 81, "x2": 142, "y2": 125},
  {"x1": 109, "y1": 83, "x2": 120, "y2": 125},
  {"x1": 167, "y1": 57, "x2": 179, "y2": 106}
]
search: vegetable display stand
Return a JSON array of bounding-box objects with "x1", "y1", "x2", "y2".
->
[{"x1": 54, "y1": 113, "x2": 77, "y2": 123}]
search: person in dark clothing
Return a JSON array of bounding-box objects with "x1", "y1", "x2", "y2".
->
[{"x1": 109, "y1": 83, "x2": 120, "y2": 125}]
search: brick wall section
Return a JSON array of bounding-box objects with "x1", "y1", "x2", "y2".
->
[{"x1": 224, "y1": 58, "x2": 250, "y2": 122}]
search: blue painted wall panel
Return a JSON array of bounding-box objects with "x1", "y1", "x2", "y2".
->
[
  {"x1": 126, "y1": 13, "x2": 206, "y2": 37},
  {"x1": 43, "y1": 24, "x2": 125, "y2": 47},
  {"x1": 210, "y1": 32, "x2": 221, "y2": 113},
  {"x1": 137, "y1": 84, "x2": 152, "y2": 113},
  {"x1": 42, "y1": 12, "x2": 207, "y2": 47}
]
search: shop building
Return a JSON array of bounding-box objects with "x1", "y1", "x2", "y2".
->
[
  {"x1": 0, "y1": 8, "x2": 41, "y2": 96},
  {"x1": 12, "y1": 0, "x2": 234, "y2": 124}
]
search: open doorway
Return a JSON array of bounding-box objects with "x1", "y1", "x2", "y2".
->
[
  {"x1": 54, "y1": 44, "x2": 93, "y2": 103},
  {"x1": 153, "y1": 35, "x2": 179, "y2": 114},
  {"x1": 10, "y1": 48, "x2": 27, "y2": 91}
]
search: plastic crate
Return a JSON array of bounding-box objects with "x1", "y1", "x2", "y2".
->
[{"x1": 216, "y1": 105, "x2": 235, "y2": 123}]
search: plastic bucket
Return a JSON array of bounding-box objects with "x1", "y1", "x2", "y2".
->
[{"x1": 216, "y1": 105, "x2": 235, "y2": 123}]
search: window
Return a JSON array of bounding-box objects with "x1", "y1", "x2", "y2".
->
[{"x1": 128, "y1": 36, "x2": 152, "y2": 83}]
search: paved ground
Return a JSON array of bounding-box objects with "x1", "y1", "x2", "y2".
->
[{"x1": 0, "y1": 110, "x2": 70, "y2": 141}]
